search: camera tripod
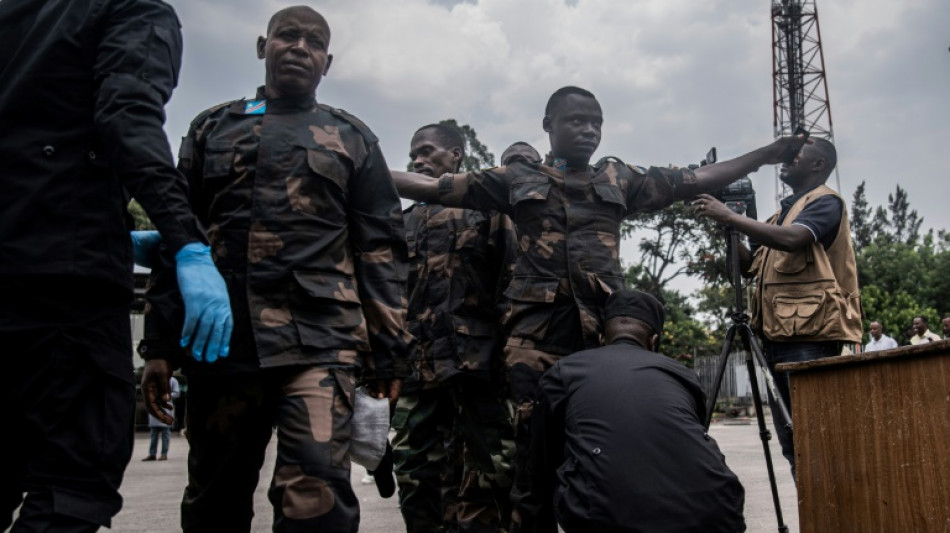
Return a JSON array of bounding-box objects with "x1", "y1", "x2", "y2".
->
[{"x1": 703, "y1": 224, "x2": 793, "y2": 533}]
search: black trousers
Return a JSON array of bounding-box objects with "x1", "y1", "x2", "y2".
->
[{"x1": 0, "y1": 277, "x2": 135, "y2": 532}]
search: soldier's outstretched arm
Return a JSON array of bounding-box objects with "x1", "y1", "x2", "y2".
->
[
  {"x1": 681, "y1": 135, "x2": 810, "y2": 198},
  {"x1": 391, "y1": 170, "x2": 440, "y2": 203}
]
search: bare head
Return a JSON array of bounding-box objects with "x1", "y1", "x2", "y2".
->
[
  {"x1": 410, "y1": 123, "x2": 465, "y2": 177},
  {"x1": 779, "y1": 137, "x2": 837, "y2": 193},
  {"x1": 542, "y1": 86, "x2": 602, "y2": 169},
  {"x1": 501, "y1": 142, "x2": 542, "y2": 166},
  {"x1": 257, "y1": 6, "x2": 333, "y2": 99},
  {"x1": 869, "y1": 321, "x2": 883, "y2": 341}
]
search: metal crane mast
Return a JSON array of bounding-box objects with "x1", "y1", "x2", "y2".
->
[{"x1": 771, "y1": 0, "x2": 839, "y2": 203}]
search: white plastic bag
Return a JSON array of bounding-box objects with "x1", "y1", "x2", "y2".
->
[{"x1": 350, "y1": 387, "x2": 391, "y2": 470}]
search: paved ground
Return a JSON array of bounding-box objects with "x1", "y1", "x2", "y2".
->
[{"x1": 104, "y1": 417, "x2": 799, "y2": 532}]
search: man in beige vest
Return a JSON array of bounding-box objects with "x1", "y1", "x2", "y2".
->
[{"x1": 692, "y1": 137, "x2": 862, "y2": 476}]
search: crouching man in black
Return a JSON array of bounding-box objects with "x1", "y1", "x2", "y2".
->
[{"x1": 529, "y1": 289, "x2": 745, "y2": 533}]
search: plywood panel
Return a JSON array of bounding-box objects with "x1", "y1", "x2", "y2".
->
[{"x1": 783, "y1": 343, "x2": 950, "y2": 533}]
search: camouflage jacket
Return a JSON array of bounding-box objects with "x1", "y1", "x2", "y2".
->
[
  {"x1": 144, "y1": 87, "x2": 411, "y2": 378},
  {"x1": 436, "y1": 154, "x2": 698, "y2": 355},
  {"x1": 403, "y1": 203, "x2": 516, "y2": 387}
]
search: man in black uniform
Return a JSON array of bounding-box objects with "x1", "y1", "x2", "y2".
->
[
  {"x1": 530, "y1": 289, "x2": 745, "y2": 533},
  {"x1": 0, "y1": 0, "x2": 231, "y2": 531}
]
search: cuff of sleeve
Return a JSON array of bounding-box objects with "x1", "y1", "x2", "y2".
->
[{"x1": 137, "y1": 338, "x2": 185, "y2": 369}]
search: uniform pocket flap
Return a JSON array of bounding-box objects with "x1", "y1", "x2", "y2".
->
[
  {"x1": 773, "y1": 292, "x2": 824, "y2": 319},
  {"x1": 510, "y1": 175, "x2": 551, "y2": 204},
  {"x1": 504, "y1": 276, "x2": 559, "y2": 303},
  {"x1": 453, "y1": 315, "x2": 497, "y2": 338},
  {"x1": 202, "y1": 141, "x2": 233, "y2": 177},
  {"x1": 292, "y1": 271, "x2": 361, "y2": 304},
  {"x1": 591, "y1": 182, "x2": 627, "y2": 208},
  {"x1": 305, "y1": 148, "x2": 349, "y2": 189}
]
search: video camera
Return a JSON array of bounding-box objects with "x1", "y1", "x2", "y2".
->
[{"x1": 693, "y1": 147, "x2": 757, "y2": 219}]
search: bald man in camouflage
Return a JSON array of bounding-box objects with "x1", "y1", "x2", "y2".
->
[
  {"x1": 392, "y1": 123, "x2": 517, "y2": 533},
  {"x1": 139, "y1": 7, "x2": 410, "y2": 532}
]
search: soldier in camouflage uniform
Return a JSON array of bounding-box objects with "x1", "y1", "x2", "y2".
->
[
  {"x1": 138, "y1": 7, "x2": 410, "y2": 533},
  {"x1": 393, "y1": 123, "x2": 517, "y2": 533},
  {"x1": 393, "y1": 86, "x2": 808, "y2": 533},
  {"x1": 500, "y1": 142, "x2": 542, "y2": 166}
]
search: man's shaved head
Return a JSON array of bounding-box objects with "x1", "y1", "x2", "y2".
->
[{"x1": 267, "y1": 6, "x2": 330, "y2": 40}]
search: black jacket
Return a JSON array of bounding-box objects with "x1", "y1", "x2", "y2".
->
[
  {"x1": 0, "y1": 0, "x2": 203, "y2": 291},
  {"x1": 531, "y1": 340, "x2": 745, "y2": 533}
]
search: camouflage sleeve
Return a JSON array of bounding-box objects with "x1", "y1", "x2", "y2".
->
[
  {"x1": 349, "y1": 143, "x2": 412, "y2": 380},
  {"x1": 620, "y1": 165, "x2": 694, "y2": 215},
  {"x1": 436, "y1": 167, "x2": 513, "y2": 214},
  {"x1": 488, "y1": 212, "x2": 518, "y2": 319}
]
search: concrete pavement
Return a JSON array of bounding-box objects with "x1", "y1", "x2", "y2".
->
[{"x1": 109, "y1": 419, "x2": 798, "y2": 532}]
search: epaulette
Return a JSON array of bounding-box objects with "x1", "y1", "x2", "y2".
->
[
  {"x1": 189, "y1": 99, "x2": 237, "y2": 129},
  {"x1": 317, "y1": 103, "x2": 378, "y2": 144},
  {"x1": 592, "y1": 156, "x2": 625, "y2": 171},
  {"x1": 627, "y1": 163, "x2": 648, "y2": 175}
]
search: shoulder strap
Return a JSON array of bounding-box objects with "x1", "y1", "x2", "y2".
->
[{"x1": 317, "y1": 103, "x2": 378, "y2": 143}]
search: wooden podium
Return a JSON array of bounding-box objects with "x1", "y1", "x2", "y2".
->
[{"x1": 778, "y1": 340, "x2": 950, "y2": 533}]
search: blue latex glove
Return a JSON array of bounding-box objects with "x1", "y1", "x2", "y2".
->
[
  {"x1": 175, "y1": 243, "x2": 233, "y2": 362},
  {"x1": 131, "y1": 230, "x2": 162, "y2": 268}
]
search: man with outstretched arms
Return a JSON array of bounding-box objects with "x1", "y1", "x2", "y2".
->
[{"x1": 393, "y1": 85, "x2": 806, "y2": 532}]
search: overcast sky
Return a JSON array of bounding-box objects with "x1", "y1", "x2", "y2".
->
[{"x1": 163, "y1": 0, "x2": 949, "y2": 293}]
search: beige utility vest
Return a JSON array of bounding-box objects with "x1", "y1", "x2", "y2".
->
[{"x1": 751, "y1": 185, "x2": 863, "y2": 343}]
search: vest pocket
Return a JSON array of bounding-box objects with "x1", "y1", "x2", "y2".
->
[{"x1": 770, "y1": 290, "x2": 828, "y2": 337}]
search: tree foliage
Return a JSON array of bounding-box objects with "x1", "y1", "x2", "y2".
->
[
  {"x1": 850, "y1": 185, "x2": 949, "y2": 344},
  {"x1": 621, "y1": 202, "x2": 723, "y2": 296},
  {"x1": 852, "y1": 182, "x2": 923, "y2": 248}
]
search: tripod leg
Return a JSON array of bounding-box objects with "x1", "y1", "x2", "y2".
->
[
  {"x1": 739, "y1": 327, "x2": 789, "y2": 533},
  {"x1": 704, "y1": 325, "x2": 739, "y2": 430}
]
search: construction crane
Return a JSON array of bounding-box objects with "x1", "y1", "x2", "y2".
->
[{"x1": 770, "y1": 0, "x2": 840, "y2": 204}]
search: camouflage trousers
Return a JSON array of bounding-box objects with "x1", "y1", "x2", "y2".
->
[
  {"x1": 182, "y1": 366, "x2": 358, "y2": 533},
  {"x1": 392, "y1": 376, "x2": 515, "y2": 533},
  {"x1": 504, "y1": 338, "x2": 564, "y2": 533}
]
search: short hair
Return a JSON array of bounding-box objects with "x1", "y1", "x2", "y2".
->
[
  {"x1": 810, "y1": 137, "x2": 837, "y2": 173},
  {"x1": 914, "y1": 315, "x2": 929, "y2": 325},
  {"x1": 500, "y1": 142, "x2": 541, "y2": 165},
  {"x1": 545, "y1": 86, "x2": 597, "y2": 117},
  {"x1": 414, "y1": 123, "x2": 466, "y2": 158},
  {"x1": 267, "y1": 6, "x2": 329, "y2": 39}
]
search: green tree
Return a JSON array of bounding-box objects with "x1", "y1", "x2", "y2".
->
[
  {"x1": 861, "y1": 184, "x2": 923, "y2": 246},
  {"x1": 850, "y1": 181, "x2": 875, "y2": 253},
  {"x1": 621, "y1": 202, "x2": 720, "y2": 296}
]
